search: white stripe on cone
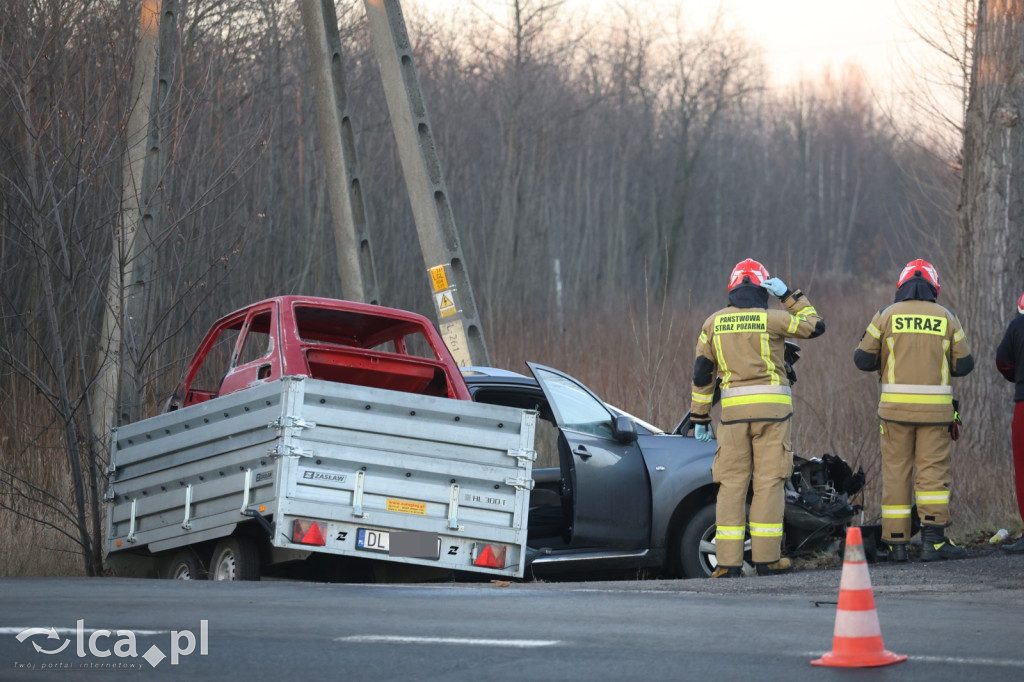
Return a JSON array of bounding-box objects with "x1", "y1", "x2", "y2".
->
[
  {"x1": 833, "y1": 609, "x2": 884, "y2": 638},
  {"x1": 838, "y1": 563, "x2": 873, "y2": 591}
]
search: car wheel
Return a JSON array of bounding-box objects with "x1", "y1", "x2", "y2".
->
[
  {"x1": 677, "y1": 504, "x2": 752, "y2": 578},
  {"x1": 165, "y1": 548, "x2": 204, "y2": 580},
  {"x1": 210, "y1": 537, "x2": 261, "y2": 581}
]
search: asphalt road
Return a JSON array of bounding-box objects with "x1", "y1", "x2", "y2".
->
[{"x1": 2, "y1": 549, "x2": 1023, "y2": 681}]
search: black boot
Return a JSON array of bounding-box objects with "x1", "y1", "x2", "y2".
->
[
  {"x1": 1003, "y1": 535, "x2": 1024, "y2": 554},
  {"x1": 886, "y1": 542, "x2": 908, "y2": 563},
  {"x1": 920, "y1": 524, "x2": 967, "y2": 561}
]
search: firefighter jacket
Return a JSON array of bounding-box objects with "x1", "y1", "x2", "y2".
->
[
  {"x1": 690, "y1": 289, "x2": 824, "y2": 425},
  {"x1": 855, "y1": 300, "x2": 973, "y2": 425}
]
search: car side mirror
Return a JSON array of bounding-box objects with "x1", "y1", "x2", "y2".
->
[{"x1": 613, "y1": 415, "x2": 638, "y2": 444}]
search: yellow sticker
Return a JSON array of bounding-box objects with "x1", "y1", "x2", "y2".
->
[
  {"x1": 714, "y1": 312, "x2": 767, "y2": 334},
  {"x1": 892, "y1": 314, "x2": 946, "y2": 335},
  {"x1": 429, "y1": 265, "x2": 449, "y2": 293},
  {"x1": 386, "y1": 498, "x2": 427, "y2": 515}
]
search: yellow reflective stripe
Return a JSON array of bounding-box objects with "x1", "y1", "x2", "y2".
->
[
  {"x1": 714, "y1": 334, "x2": 731, "y2": 387},
  {"x1": 886, "y1": 337, "x2": 896, "y2": 383},
  {"x1": 796, "y1": 306, "x2": 817, "y2": 317},
  {"x1": 881, "y1": 505, "x2": 912, "y2": 518},
  {"x1": 880, "y1": 393, "x2": 954, "y2": 405},
  {"x1": 699, "y1": 332, "x2": 709, "y2": 344},
  {"x1": 721, "y1": 394, "x2": 793, "y2": 408},
  {"x1": 866, "y1": 323, "x2": 881, "y2": 339},
  {"x1": 761, "y1": 333, "x2": 780, "y2": 385},
  {"x1": 953, "y1": 328, "x2": 965, "y2": 342},
  {"x1": 691, "y1": 392, "x2": 714, "y2": 404},
  {"x1": 787, "y1": 315, "x2": 800, "y2": 334},
  {"x1": 916, "y1": 490, "x2": 950, "y2": 505},
  {"x1": 716, "y1": 526, "x2": 746, "y2": 541},
  {"x1": 941, "y1": 339, "x2": 950, "y2": 385},
  {"x1": 749, "y1": 522, "x2": 783, "y2": 538}
]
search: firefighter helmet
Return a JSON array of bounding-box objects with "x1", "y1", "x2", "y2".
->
[
  {"x1": 896, "y1": 258, "x2": 940, "y2": 296},
  {"x1": 1017, "y1": 291, "x2": 1024, "y2": 315},
  {"x1": 727, "y1": 258, "x2": 770, "y2": 291}
]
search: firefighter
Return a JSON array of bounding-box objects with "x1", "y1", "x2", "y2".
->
[
  {"x1": 854, "y1": 259, "x2": 974, "y2": 562},
  {"x1": 690, "y1": 259, "x2": 825, "y2": 578},
  {"x1": 996, "y1": 292, "x2": 1024, "y2": 554}
]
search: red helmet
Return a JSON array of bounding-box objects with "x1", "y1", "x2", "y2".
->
[
  {"x1": 1017, "y1": 291, "x2": 1024, "y2": 315},
  {"x1": 728, "y1": 258, "x2": 770, "y2": 291},
  {"x1": 896, "y1": 258, "x2": 940, "y2": 295}
]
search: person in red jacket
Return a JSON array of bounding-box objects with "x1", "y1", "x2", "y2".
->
[{"x1": 996, "y1": 292, "x2": 1024, "y2": 553}]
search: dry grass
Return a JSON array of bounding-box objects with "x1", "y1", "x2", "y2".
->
[
  {"x1": 0, "y1": 375, "x2": 86, "y2": 577},
  {"x1": 488, "y1": 284, "x2": 1022, "y2": 540}
]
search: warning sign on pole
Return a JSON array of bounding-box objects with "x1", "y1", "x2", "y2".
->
[{"x1": 434, "y1": 291, "x2": 457, "y2": 318}]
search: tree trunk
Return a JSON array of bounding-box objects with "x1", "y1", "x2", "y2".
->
[{"x1": 955, "y1": 0, "x2": 1024, "y2": 521}]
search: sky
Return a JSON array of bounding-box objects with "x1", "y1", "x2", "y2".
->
[
  {"x1": 413, "y1": 0, "x2": 964, "y2": 133},
  {"x1": 713, "y1": 0, "x2": 926, "y2": 88}
]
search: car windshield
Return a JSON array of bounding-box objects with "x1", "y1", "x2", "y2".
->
[{"x1": 605, "y1": 404, "x2": 664, "y2": 435}]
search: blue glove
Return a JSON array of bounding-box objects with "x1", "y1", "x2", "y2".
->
[
  {"x1": 761, "y1": 277, "x2": 788, "y2": 298},
  {"x1": 695, "y1": 424, "x2": 713, "y2": 442}
]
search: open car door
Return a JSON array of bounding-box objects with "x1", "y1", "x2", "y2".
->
[{"x1": 527, "y1": 363, "x2": 651, "y2": 549}]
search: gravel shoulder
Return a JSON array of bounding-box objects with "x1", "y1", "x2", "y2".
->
[{"x1": 514, "y1": 544, "x2": 1024, "y2": 602}]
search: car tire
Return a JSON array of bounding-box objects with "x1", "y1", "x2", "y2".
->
[
  {"x1": 678, "y1": 504, "x2": 720, "y2": 578},
  {"x1": 210, "y1": 537, "x2": 261, "y2": 581},
  {"x1": 165, "y1": 548, "x2": 204, "y2": 580},
  {"x1": 678, "y1": 503, "x2": 755, "y2": 578}
]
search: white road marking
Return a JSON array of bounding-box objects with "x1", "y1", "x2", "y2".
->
[
  {"x1": 335, "y1": 635, "x2": 561, "y2": 648},
  {"x1": 0, "y1": 627, "x2": 168, "y2": 636},
  {"x1": 907, "y1": 655, "x2": 1024, "y2": 668}
]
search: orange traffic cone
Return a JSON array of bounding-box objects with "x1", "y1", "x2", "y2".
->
[{"x1": 811, "y1": 526, "x2": 907, "y2": 668}]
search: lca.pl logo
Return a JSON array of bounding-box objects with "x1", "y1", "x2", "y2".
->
[{"x1": 13, "y1": 619, "x2": 208, "y2": 669}]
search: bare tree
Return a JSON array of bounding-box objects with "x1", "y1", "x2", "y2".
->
[{"x1": 955, "y1": 0, "x2": 1024, "y2": 521}]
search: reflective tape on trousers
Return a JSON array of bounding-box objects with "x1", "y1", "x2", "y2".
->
[
  {"x1": 880, "y1": 393, "x2": 953, "y2": 405},
  {"x1": 721, "y1": 394, "x2": 793, "y2": 408}
]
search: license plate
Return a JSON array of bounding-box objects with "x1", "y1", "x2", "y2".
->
[{"x1": 357, "y1": 528, "x2": 440, "y2": 559}]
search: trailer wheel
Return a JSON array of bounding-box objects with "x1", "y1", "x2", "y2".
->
[
  {"x1": 165, "y1": 549, "x2": 204, "y2": 580},
  {"x1": 210, "y1": 537, "x2": 261, "y2": 581}
]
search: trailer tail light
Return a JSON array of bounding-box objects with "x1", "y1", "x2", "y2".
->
[
  {"x1": 472, "y1": 543, "x2": 508, "y2": 569},
  {"x1": 292, "y1": 519, "x2": 326, "y2": 546}
]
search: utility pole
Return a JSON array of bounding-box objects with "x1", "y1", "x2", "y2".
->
[
  {"x1": 299, "y1": 0, "x2": 381, "y2": 305},
  {"x1": 362, "y1": 0, "x2": 490, "y2": 367}
]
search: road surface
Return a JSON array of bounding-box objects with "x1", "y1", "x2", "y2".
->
[{"x1": 2, "y1": 548, "x2": 1022, "y2": 680}]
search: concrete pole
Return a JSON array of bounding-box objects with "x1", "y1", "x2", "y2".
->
[
  {"x1": 362, "y1": 0, "x2": 489, "y2": 367},
  {"x1": 300, "y1": 0, "x2": 381, "y2": 305}
]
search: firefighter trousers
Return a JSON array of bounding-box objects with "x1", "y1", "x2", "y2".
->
[
  {"x1": 713, "y1": 419, "x2": 793, "y2": 567},
  {"x1": 880, "y1": 420, "x2": 953, "y2": 543}
]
